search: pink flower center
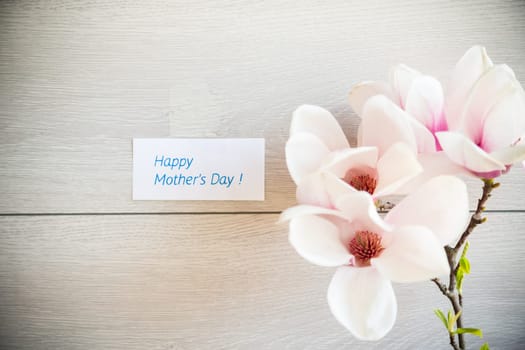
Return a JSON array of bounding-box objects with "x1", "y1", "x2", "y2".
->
[
  {"x1": 348, "y1": 230, "x2": 384, "y2": 267},
  {"x1": 346, "y1": 174, "x2": 377, "y2": 195}
]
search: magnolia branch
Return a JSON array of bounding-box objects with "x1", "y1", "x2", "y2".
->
[
  {"x1": 432, "y1": 178, "x2": 499, "y2": 350},
  {"x1": 431, "y1": 278, "x2": 461, "y2": 350}
]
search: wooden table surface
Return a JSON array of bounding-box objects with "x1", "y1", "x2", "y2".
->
[{"x1": 1, "y1": 1, "x2": 524, "y2": 349}]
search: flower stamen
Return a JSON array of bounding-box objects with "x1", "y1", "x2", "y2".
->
[
  {"x1": 346, "y1": 174, "x2": 377, "y2": 195},
  {"x1": 348, "y1": 230, "x2": 384, "y2": 267}
]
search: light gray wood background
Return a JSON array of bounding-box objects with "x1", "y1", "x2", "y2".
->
[{"x1": 0, "y1": 0, "x2": 524, "y2": 349}]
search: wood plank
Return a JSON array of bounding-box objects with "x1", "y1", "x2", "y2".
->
[
  {"x1": 1, "y1": 1, "x2": 525, "y2": 213},
  {"x1": 0, "y1": 213, "x2": 523, "y2": 349}
]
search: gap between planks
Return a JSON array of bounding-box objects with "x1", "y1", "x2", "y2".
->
[{"x1": 0, "y1": 210, "x2": 524, "y2": 217}]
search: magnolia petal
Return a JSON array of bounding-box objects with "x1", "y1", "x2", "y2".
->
[
  {"x1": 457, "y1": 65, "x2": 518, "y2": 143},
  {"x1": 357, "y1": 123, "x2": 363, "y2": 146},
  {"x1": 389, "y1": 64, "x2": 421, "y2": 108},
  {"x1": 326, "y1": 214, "x2": 360, "y2": 247},
  {"x1": 436, "y1": 131, "x2": 506, "y2": 173},
  {"x1": 322, "y1": 147, "x2": 378, "y2": 178},
  {"x1": 397, "y1": 152, "x2": 469, "y2": 193},
  {"x1": 322, "y1": 172, "x2": 357, "y2": 208},
  {"x1": 385, "y1": 175, "x2": 469, "y2": 245},
  {"x1": 417, "y1": 151, "x2": 470, "y2": 176},
  {"x1": 289, "y1": 215, "x2": 351, "y2": 267},
  {"x1": 490, "y1": 144, "x2": 525, "y2": 165},
  {"x1": 295, "y1": 172, "x2": 333, "y2": 207},
  {"x1": 405, "y1": 75, "x2": 447, "y2": 134},
  {"x1": 327, "y1": 267, "x2": 397, "y2": 340},
  {"x1": 296, "y1": 168, "x2": 371, "y2": 207},
  {"x1": 445, "y1": 46, "x2": 493, "y2": 129},
  {"x1": 517, "y1": 136, "x2": 525, "y2": 168},
  {"x1": 335, "y1": 192, "x2": 390, "y2": 233},
  {"x1": 481, "y1": 86, "x2": 525, "y2": 152},
  {"x1": 285, "y1": 133, "x2": 330, "y2": 184},
  {"x1": 374, "y1": 143, "x2": 423, "y2": 197},
  {"x1": 372, "y1": 225, "x2": 449, "y2": 283},
  {"x1": 290, "y1": 105, "x2": 349, "y2": 151},
  {"x1": 408, "y1": 116, "x2": 438, "y2": 154},
  {"x1": 280, "y1": 204, "x2": 343, "y2": 223},
  {"x1": 349, "y1": 81, "x2": 396, "y2": 117},
  {"x1": 360, "y1": 95, "x2": 418, "y2": 155}
]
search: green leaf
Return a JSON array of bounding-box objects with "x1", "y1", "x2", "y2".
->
[
  {"x1": 447, "y1": 310, "x2": 453, "y2": 331},
  {"x1": 480, "y1": 342, "x2": 490, "y2": 350},
  {"x1": 456, "y1": 241, "x2": 471, "y2": 294},
  {"x1": 460, "y1": 256, "x2": 471, "y2": 274},
  {"x1": 454, "y1": 328, "x2": 483, "y2": 338},
  {"x1": 461, "y1": 241, "x2": 470, "y2": 259},
  {"x1": 456, "y1": 271, "x2": 465, "y2": 294},
  {"x1": 434, "y1": 309, "x2": 448, "y2": 330},
  {"x1": 451, "y1": 310, "x2": 462, "y2": 326},
  {"x1": 446, "y1": 310, "x2": 464, "y2": 333}
]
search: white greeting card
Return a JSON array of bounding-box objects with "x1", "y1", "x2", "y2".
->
[{"x1": 133, "y1": 138, "x2": 265, "y2": 200}]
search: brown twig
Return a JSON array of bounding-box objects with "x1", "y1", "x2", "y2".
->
[
  {"x1": 431, "y1": 278, "x2": 461, "y2": 350},
  {"x1": 453, "y1": 179, "x2": 497, "y2": 253},
  {"x1": 432, "y1": 178, "x2": 499, "y2": 350}
]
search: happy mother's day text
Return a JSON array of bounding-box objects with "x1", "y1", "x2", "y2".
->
[{"x1": 153, "y1": 155, "x2": 243, "y2": 188}]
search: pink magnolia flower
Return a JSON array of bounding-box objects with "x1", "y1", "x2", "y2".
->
[
  {"x1": 436, "y1": 47, "x2": 525, "y2": 177},
  {"x1": 285, "y1": 105, "x2": 422, "y2": 207},
  {"x1": 349, "y1": 46, "x2": 525, "y2": 178},
  {"x1": 354, "y1": 94, "x2": 465, "y2": 190},
  {"x1": 350, "y1": 63, "x2": 446, "y2": 149},
  {"x1": 281, "y1": 175, "x2": 470, "y2": 340}
]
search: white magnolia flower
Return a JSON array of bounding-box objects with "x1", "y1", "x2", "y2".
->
[
  {"x1": 282, "y1": 176, "x2": 470, "y2": 340},
  {"x1": 285, "y1": 105, "x2": 422, "y2": 207}
]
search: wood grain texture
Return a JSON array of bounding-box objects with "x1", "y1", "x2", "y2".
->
[
  {"x1": 0, "y1": 213, "x2": 524, "y2": 350},
  {"x1": 1, "y1": 0, "x2": 525, "y2": 213},
  {"x1": 1, "y1": 1, "x2": 525, "y2": 350}
]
